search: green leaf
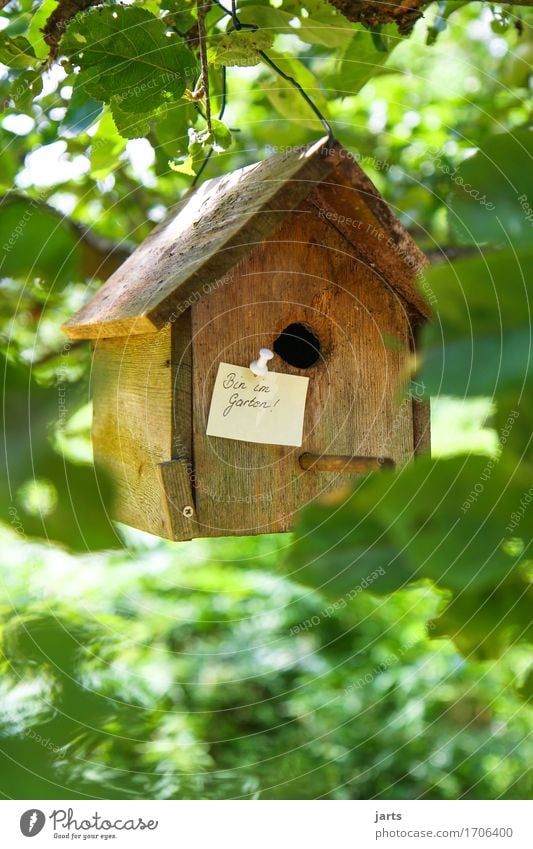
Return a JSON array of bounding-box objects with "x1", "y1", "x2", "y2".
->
[
  {"x1": 297, "y1": 3, "x2": 354, "y2": 48},
  {"x1": 61, "y1": 6, "x2": 197, "y2": 114},
  {"x1": 1, "y1": 356, "x2": 119, "y2": 551},
  {"x1": 164, "y1": 0, "x2": 196, "y2": 33},
  {"x1": 430, "y1": 586, "x2": 533, "y2": 659},
  {"x1": 9, "y1": 68, "x2": 43, "y2": 111},
  {"x1": 518, "y1": 666, "x2": 533, "y2": 702},
  {"x1": 110, "y1": 99, "x2": 151, "y2": 140},
  {"x1": 447, "y1": 129, "x2": 533, "y2": 248},
  {"x1": 169, "y1": 154, "x2": 197, "y2": 176},
  {"x1": 420, "y1": 248, "x2": 533, "y2": 397},
  {"x1": 90, "y1": 111, "x2": 127, "y2": 180},
  {"x1": 208, "y1": 29, "x2": 274, "y2": 67},
  {"x1": 4, "y1": 12, "x2": 32, "y2": 37},
  {"x1": 0, "y1": 194, "x2": 121, "y2": 284},
  {"x1": 153, "y1": 100, "x2": 194, "y2": 158},
  {"x1": 426, "y1": 1, "x2": 469, "y2": 46},
  {"x1": 288, "y1": 455, "x2": 532, "y2": 656},
  {"x1": 60, "y1": 73, "x2": 103, "y2": 137},
  {"x1": 209, "y1": 118, "x2": 232, "y2": 151},
  {"x1": 0, "y1": 34, "x2": 37, "y2": 69},
  {"x1": 261, "y1": 51, "x2": 330, "y2": 127},
  {"x1": 237, "y1": 5, "x2": 353, "y2": 48},
  {"x1": 330, "y1": 25, "x2": 398, "y2": 95},
  {"x1": 27, "y1": 0, "x2": 58, "y2": 60}
]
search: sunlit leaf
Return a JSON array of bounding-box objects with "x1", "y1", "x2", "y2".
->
[{"x1": 61, "y1": 6, "x2": 197, "y2": 114}]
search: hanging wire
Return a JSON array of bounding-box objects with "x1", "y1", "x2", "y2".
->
[
  {"x1": 192, "y1": 0, "x2": 334, "y2": 183},
  {"x1": 257, "y1": 50, "x2": 333, "y2": 142}
]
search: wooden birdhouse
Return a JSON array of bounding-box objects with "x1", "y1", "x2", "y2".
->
[{"x1": 64, "y1": 138, "x2": 430, "y2": 541}]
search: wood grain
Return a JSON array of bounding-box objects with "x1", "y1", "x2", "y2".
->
[
  {"x1": 157, "y1": 460, "x2": 196, "y2": 540},
  {"x1": 191, "y1": 202, "x2": 415, "y2": 537},
  {"x1": 299, "y1": 453, "x2": 395, "y2": 472},
  {"x1": 91, "y1": 313, "x2": 193, "y2": 539},
  {"x1": 412, "y1": 397, "x2": 431, "y2": 456}
]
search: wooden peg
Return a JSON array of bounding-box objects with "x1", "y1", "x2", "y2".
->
[{"x1": 299, "y1": 453, "x2": 395, "y2": 473}]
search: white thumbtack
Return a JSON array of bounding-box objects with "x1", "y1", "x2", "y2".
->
[{"x1": 250, "y1": 347, "x2": 274, "y2": 377}]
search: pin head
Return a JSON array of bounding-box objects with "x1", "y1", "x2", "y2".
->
[{"x1": 250, "y1": 347, "x2": 274, "y2": 377}]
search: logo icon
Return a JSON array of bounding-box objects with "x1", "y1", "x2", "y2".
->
[{"x1": 20, "y1": 810, "x2": 46, "y2": 837}]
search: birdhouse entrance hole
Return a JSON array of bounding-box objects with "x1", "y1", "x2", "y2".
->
[{"x1": 273, "y1": 322, "x2": 321, "y2": 369}]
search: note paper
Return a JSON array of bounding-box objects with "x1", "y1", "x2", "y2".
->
[{"x1": 206, "y1": 363, "x2": 309, "y2": 447}]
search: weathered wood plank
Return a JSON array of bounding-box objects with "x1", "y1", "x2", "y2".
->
[
  {"x1": 91, "y1": 318, "x2": 191, "y2": 539},
  {"x1": 157, "y1": 460, "x2": 196, "y2": 540},
  {"x1": 412, "y1": 398, "x2": 431, "y2": 456},
  {"x1": 170, "y1": 308, "x2": 193, "y2": 461}
]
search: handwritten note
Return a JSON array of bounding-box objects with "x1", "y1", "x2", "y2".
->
[{"x1": 206, "y1": 363, "x2": 309, "y2": 447}]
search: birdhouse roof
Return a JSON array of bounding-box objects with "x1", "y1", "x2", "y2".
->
[{"x1": 64, "y1": 137, "x2": 429, "y2": 340}]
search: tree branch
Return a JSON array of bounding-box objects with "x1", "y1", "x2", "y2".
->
[
  {"x1": 197, "y1": 0, "x2": 213, "y2": 133},
  {"x1": 328, "y1": 0, "x2": 533, "y2": 34},
  {"x1": 43, "y1": 0, "x2": 103, "y2": 61},
  {"x1": 0, "y1": 193, "x2": 131, "y2": 279}
]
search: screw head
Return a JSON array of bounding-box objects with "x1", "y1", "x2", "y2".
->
[{"x1": 182, "y1": 505, "x2": 194, "y2": 518}]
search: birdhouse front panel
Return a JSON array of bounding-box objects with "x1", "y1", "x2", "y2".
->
[{"x1": 189, "y1": 205, "x2": 415, "y2": 537}]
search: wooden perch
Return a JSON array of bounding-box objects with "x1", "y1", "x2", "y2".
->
[{"x1": 299, "y1": 453, "x2": 395, "y2": 473}]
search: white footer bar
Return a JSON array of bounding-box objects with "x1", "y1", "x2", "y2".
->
[{"x1": 2, "y1": 800, "x2": 531, "y2": 848}]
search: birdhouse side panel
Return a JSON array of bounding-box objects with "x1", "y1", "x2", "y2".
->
[
  {"x1": 91, "y1": 320, "x2": 193, "y2": 539},
  {"x1": 189, "y1": 207, "x2": 416, "y2": 538}
]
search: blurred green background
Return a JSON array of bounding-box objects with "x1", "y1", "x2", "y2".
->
[{"x1": 0, "y1": 0, "x2": 532, "y2": 799}]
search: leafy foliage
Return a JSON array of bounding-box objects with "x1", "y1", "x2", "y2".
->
[
  {"x1": 61, "y1": 6, "x2": 197, "y2": 129},
  {"x1": 289, "y1": 455, "x2": 532, "y2": 657},
  {"x1": 1, "y1": 355, "x2": 119, "y2": 551},
  {"x1": 448, "y1": 129, "x2": 533, "y2": 247},
  {"x1": 0, "y1": 536, "x2": 531, "y2": 799}
]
